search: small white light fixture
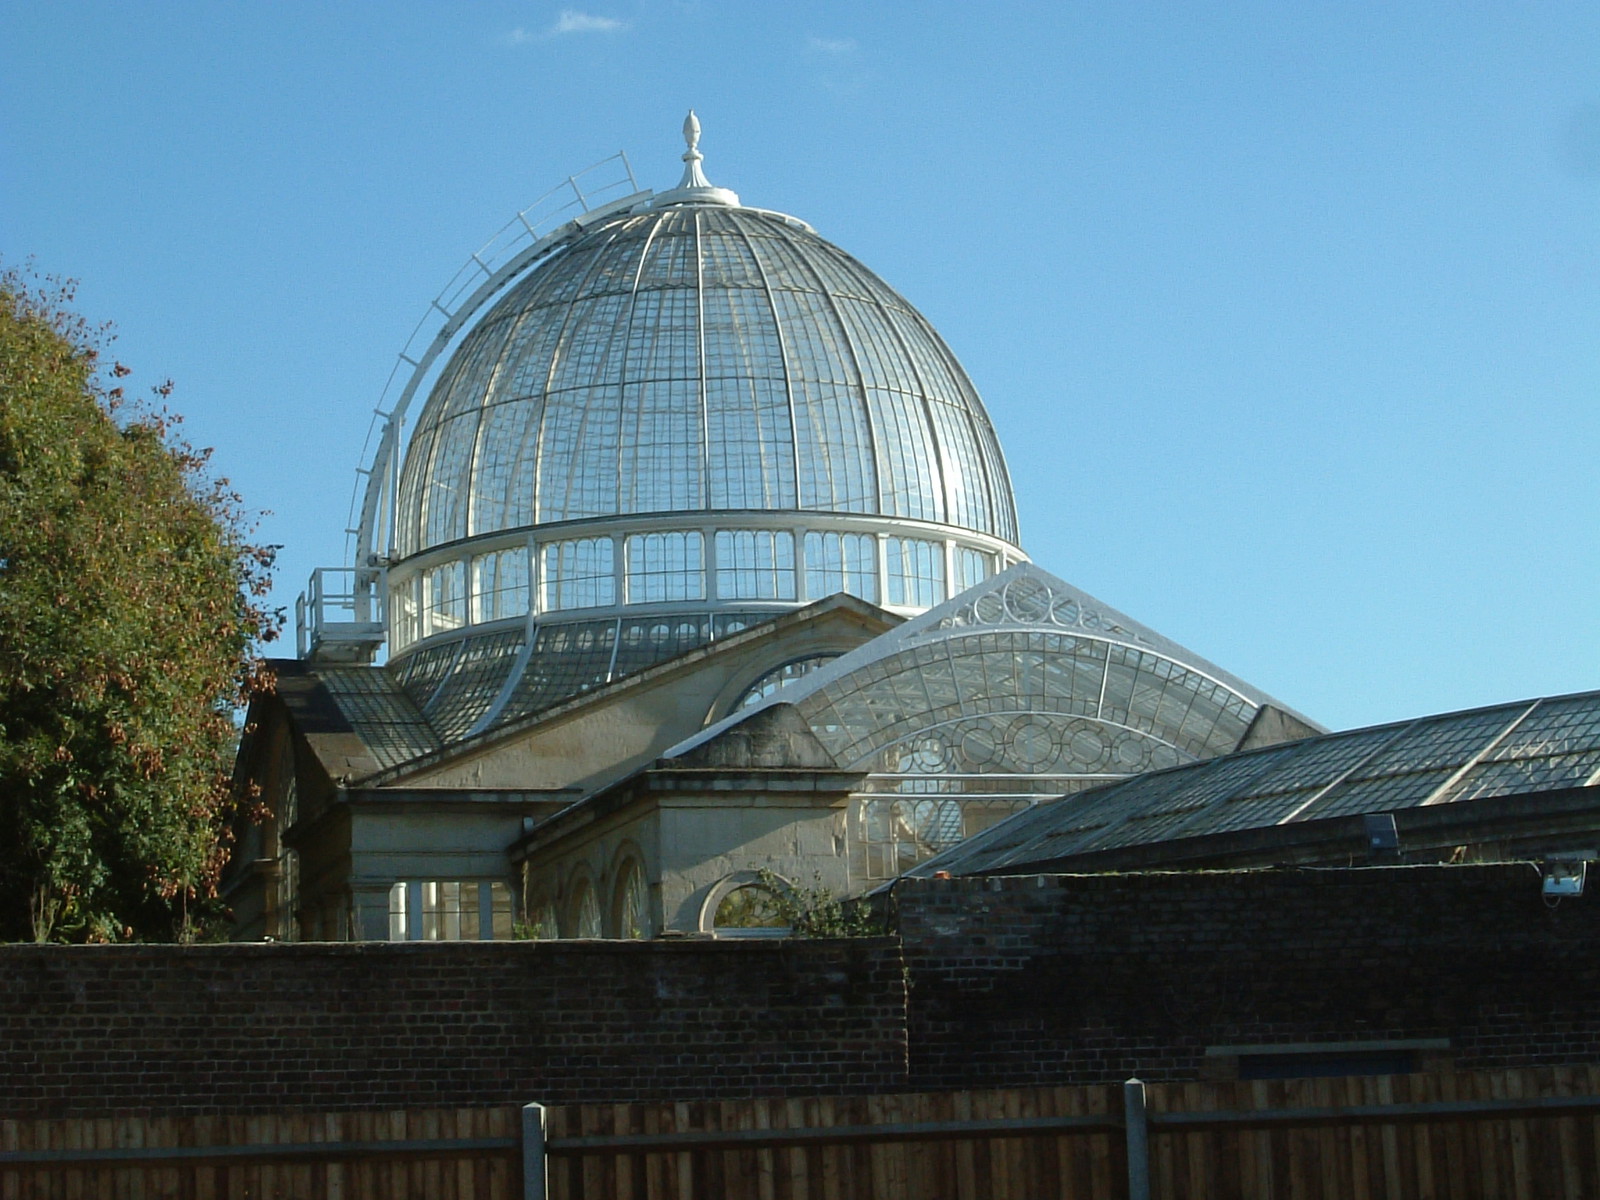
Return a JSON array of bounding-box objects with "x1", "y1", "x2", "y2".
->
[{"x1": 1541, "y1": 856, "x2": 1590, "y2": 899}]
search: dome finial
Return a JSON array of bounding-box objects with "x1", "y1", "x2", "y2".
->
[
  {"x1": 655, "y1": 109, "x2": 740, "y2": 207},
  {"x1": 677, "y1": 109, "x2": 713, "y2": 190}
]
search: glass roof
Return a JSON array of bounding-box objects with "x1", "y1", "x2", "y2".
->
[
  {"x1": 671, "y1": 563, "x2": 1318, "y2": 797},
  {"x1": 393, "y1": 204, "x2": 1020, "y2": 560},
  {"x1": 911, "y1": 689, "x2": 1600, "y2": 876}
]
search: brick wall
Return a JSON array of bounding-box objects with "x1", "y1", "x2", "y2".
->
[
  {"x1": 0, "y1": 937, "x2": 907, "y2": 1119},
  {"x1": 8, "y1": 864, "x2": 1600, "y2": 1119},
  {"x1": 894, "y1": 864, "x2": 1600, "y2": 1088}
]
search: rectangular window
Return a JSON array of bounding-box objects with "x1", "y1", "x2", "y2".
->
[
  {"x1": 886, "y1": 536, "x2": 946, "y2": 608},
  {"x1": 387, "y1": 881, "x2": 407, "y2": 942},
  {"x1": 952, "y1": 546, "x2": 995, "y2": 594},
  {"x1": 422, "y1": 560, "x2": 467, "y2": 636},
  {"x1": 625, "y1": 531, "x2": 706, "y2": 603},
  {"x1": 422, "y1": 881, "x2": 463, "y2": 941},
  {"x1": 472, "y1": 546, "x2": 531, "y2": 622},
  {"x1": 715, "y1": 530, "x2": 796, "y2": 600},
  {"x1": 390, "y1": 880, "x2": 513, "y2": 941},
  {"x1": 541, "y1": 536, "x2": 616, "y2": 610},
  {"x1": 391, "y1": 575, "x2": 420, "y2": 650},
  {"x1": 804, "y1": 531, "x2": 879, "y2": 603}
]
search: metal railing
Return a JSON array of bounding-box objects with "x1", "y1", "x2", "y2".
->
[{"x1": 296, "y1": 565, "x2": 386, "y2": 662}]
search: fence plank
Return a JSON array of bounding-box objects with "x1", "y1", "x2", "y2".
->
[{"x1": 12, "y1": 1069, "x2": 1600, "y2": 1199}]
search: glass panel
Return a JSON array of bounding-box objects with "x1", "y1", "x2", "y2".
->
[
  {"x1": 715, "y1": 530, "x2": 796, "y2": 600},
  {"x1": 423, "y1": 630, "x2": 525, "y2": 740},
  {"x1": 496, "y1": 618, "x2": 620, "y2": 722},
  {"x1": 471, "y1": 546, "x2": 530, "y2": 623},
  {"x1": 391, "y1": 640, "x2": 462, "y2": 711},
  {"x1": 735, "y1": 655, "x2": 840, "y2": 709},
  {"x1": 387, "y1": 882, "x2": 407, "y2": 942},
  {"x1": 885, "y1": 536, "x2": 945, "y2": 608},
  {"x1": 542, "y1": 537, "x2": 616, "y2": 611},
  {"x1": 390, "y1": 574, "x2": 420, "y2": 651},
  {"x1": 804, "y1": 530, "x2": 879, "y2": 603},
  {"x1": 952, "y1": 546, "x2": 995, "y2": 594},
  {"x1": 422, "y1": 560, "x2": 467, "y2": 636},
  {"x1": 489, "y1": 882, "x2": 515, "y2": 940},
  {"x1": 570, "y1": 882, "x2": 602, "y2": 939},
  {"x1": 614, "y1": 861, "x2": 651, "y2": 939},
  {"x1": 612, "y1": 616, "x2": 712, "y2": 678},
  {"x1": 625, "y1": 531, "x2": 706, "y2": 604},
  {"x1": 713, "y1": 885, "x2": 788, "y2": 929},
  {"x1": 422, "y1": 881, "x2": 463, "y2": 941}
]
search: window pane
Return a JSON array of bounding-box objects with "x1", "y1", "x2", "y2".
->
[
  {"x1": 713, "y1": 885, "x2": 788, "y2": 929},
  {"x1": 391, "y1": 576, "x2": 420, "y2": 650},
  {"x1": 804, "y1": 530, "x2": 879, "y2": 603},
  {"x1": 422, "y1": 880, "x2": 464, "y2": 941},
  {"x1": 886, "y1": 536, "x2": 946, "y2": 608},
  {"x1": 388, "y1": 881, "x2": 407, "y2": 942},
  {"x1": 953, "y1": 546, "x2": 995, "y2": 594},
  {"x1": 472, "y1": 546, "x2": 530, "y2": 622},
  {"x1": 625, "y1": 531, "x2": 706, "y2": 603},
  {"x1": 715, "y1": 530, "x2": 796, "y2": 600},
  {"x1": 422, "y1": 561, "x2": 467, "y2": 636},
  {"x1": 541, "y1": 537, "x2": 616, "y2": 610}
]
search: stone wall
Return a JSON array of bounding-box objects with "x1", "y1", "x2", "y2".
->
[
  {"x1": 894, "y1": 864, "x2": 1600, "y2": 1088},
  {"x1": 0, "y1": 937, "x2": 906, "y2": 1119}
]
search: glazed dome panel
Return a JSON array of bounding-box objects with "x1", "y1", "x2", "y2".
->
[{"x1": 393, "y1": 204, "x2": 1020, "y2": 559}]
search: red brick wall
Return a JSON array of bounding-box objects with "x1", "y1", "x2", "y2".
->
[
  {"x1": 0, "y1": 938, "x2": 907, "y2": 1119},
  {"x1": 893, "y1": 864, "x2": 1600, "y2": 1088}
]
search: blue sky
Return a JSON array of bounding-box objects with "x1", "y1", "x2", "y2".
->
[{"x1": 2, "y1": 2, "x2": 1596, "y2": 731}]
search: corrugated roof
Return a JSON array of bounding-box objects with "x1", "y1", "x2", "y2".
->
[{"x1": 911, "y1": 689, "x2": 1600, "y2": 876}]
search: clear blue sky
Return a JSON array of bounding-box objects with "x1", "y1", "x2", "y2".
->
[{"x1": 2, "y1": 2, "x2": 1596, "y2": 731}]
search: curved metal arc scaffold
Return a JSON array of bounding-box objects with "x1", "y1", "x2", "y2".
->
[{"x1": 346, "y1": 154, "x2": 651, "y2": 580}]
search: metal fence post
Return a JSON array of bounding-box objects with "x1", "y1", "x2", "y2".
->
[
  {"x1": 522, "y1": 1102, "x2": 548, "y2": 1200},
  {"x1": 1124, "y1": 1078, "x2": 1150, "y2": 1200}
]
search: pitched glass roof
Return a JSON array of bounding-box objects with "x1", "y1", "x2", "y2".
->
[
  {"x1": 670, "y1": 563, "x2": 1319, "y2": 795},
  {"x1": 910, "y1": 689, "x2": 1600, "y2": 876}
]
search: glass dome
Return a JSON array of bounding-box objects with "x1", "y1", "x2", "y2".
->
[
  {"x1": 380, "y1": 128, "x2": 1026, "y2": 736},
  {"x1": 394, "y1": 202, "x2": 1019, "y2": 557}
]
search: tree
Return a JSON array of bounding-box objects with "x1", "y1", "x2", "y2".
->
[
  {"x1": 0, "y1": 267, "x2": 277, "y2": 942},
  {"x1": 753, "y1": 869, "x2": 886, "y2": 937}
]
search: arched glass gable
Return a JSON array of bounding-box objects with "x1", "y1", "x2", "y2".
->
[{"x1": 669, "y1": 564, "x2": 1324, "y2": 879}]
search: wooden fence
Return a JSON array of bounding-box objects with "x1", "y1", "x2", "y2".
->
[
  {"x1": 7, "y1": 1067, "x2": 1600, "y2": 1199},
  {"x1": 0, "y1": 1107, "x2": 521, "y2": 1200},
  {"x1": 536, "y1": 1068, "x2": 1600, "y2": 1200}
]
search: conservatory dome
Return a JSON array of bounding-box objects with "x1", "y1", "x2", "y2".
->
[
  {"x1": 393, "y1": 203, "x2": 1019, "y2": 558},
  {"x1": 380, "y1": 116, "x2": 1026, "y2": 738}
]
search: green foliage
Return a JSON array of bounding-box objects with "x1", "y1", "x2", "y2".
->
[
  {"x1": 754, "y1": 869, "x2": 887, "y2": 938},
  {"x1": 0, "y1": 266, "x2": 278, "y2": 942}
]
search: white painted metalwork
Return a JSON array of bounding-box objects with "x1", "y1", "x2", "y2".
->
[
  {"x1": 659, "y1": 562, "x2": 1316, "y2": 880},
  {"x1": 296, "y1": 566, "x2": 386, "y2": 662}
]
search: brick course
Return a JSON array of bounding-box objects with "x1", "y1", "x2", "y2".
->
[
  {"x1": 0, "y1": 937, "x2": 907, "y2": 1118},
  {"x1": 5, "y1": 864, "x2": 1599, "y2": 1118},
  {"x1": 895, "y1": 864, "x2": 1600, "y2": 1088}
]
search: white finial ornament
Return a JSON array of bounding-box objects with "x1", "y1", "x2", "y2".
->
[
  {"x1": 656, "y1": 110, "x2": 740, "y2": 207},
  {"x1": 677, "y1": 108, "x2": 713, "y2": 190}
]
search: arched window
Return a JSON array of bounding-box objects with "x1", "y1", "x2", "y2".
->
[
  {"x1": 523, "y1": 903, "x2": 559, "y2": 940},
  {"x1": 711, "y1": 883, "x2": 790, "y2": 939},
  {"x1": 612, "y1": 857, "x2": 651, "y2": 939},
  {"x1": 567, "y1": 877, "x2": 602, "y2": 939},
  {"x1": 733, "y1": 654, "x2": 839, "y2": 710}
]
